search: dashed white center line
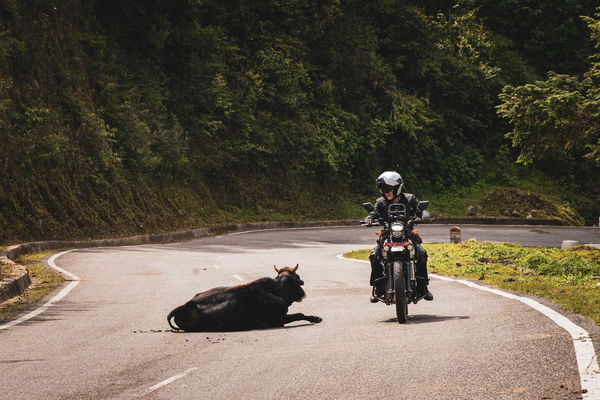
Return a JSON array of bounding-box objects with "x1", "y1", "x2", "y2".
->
[
  {"x1": 233, "y1": 274, "x2": 244, "y2": 282},
  {"x1": 134, "y1": 367, "x2": 199, "y2": 397}
]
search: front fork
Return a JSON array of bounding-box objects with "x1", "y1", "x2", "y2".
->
[
  {"x1": 386, "y1": 261, "x2": 395, "y2": 303},
  {"x1": 385, "y1": 258, "x2": 417, "y2": 304},
  {"x1": 404, "y1": 259, "x2": 418, "y2": 301}
]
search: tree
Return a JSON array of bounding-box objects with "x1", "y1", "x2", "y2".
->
[{"x1": 497, "y1": 10, "x2": 600, "y2": 167}]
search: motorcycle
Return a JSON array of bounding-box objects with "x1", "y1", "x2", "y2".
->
[{"x1": 361, "y1": 201, "x2": 430, "y2": 324}]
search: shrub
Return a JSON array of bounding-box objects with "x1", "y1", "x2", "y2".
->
[{"x1": 522, "y1": 252, "x2": 551, "y2": 270}]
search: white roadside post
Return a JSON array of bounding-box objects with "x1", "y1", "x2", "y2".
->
[{"x1": 450, "y1": 226, "x2": 461, "y2": 243}]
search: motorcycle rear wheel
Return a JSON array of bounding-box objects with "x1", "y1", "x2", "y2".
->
[{"x1": 393, "y1": 260, "x2": 408, "y2": 323}]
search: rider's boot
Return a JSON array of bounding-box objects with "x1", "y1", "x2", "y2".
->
[
  {"x1": 369, "y1": 286, "x2": 379, "y2": 303},
  {"x1": 422, "y1": 286, "x2": 433, "y2": 301},
  {"x1": 417, "y1": 274, "x2": 433, "y2": 301},
  {"x1": 370, "y1": 285, "x2": 384, "y2": 303},
  {"x1": 417, "y1": 278, "x2": 433, "y2": 301}
]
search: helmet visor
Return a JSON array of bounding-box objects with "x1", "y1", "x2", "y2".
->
[{"x1": 378, "y1": 183, "x2": 395, "y2": 194}]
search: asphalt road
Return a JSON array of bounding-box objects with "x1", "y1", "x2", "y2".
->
[{"x1": 1, "y1": 224, "x2": 599, "y2": 399}]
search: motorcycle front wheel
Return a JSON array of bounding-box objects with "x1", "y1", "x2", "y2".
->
[{"x1": 393, "y1": 260, "x2": 408, "y2": 324}]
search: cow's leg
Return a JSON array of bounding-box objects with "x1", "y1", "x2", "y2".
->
[
  {"x1": 252, "y1": 290, "x2": 322, "y2": 327},
  {"x1": 282, "y1": 313, "x2": 322, "y2": 324}
]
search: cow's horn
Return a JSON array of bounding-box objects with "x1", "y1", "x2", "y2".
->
[
  {"x1": 274, "y1": 265, "x2": 280, "y2": 273},
  {"x1": 291, "y1": 264, "x2": 299, "y2": 272}
]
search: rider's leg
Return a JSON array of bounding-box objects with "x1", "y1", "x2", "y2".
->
[
  {"x1": 369, "y1": 248, "x2": 384, "y2": 301},
  {"x1": 369, "y1": 248, "x2": 383, "y2": 286},
  {"x1": 414, "y1": 243, "x2": 433, "y2": 301}
]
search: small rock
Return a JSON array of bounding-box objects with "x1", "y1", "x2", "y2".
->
[
  {"x1": 526, "y1": 213, "x2": 533, "y2": 219},
  {"x1": 455, "y1": 262, "x2": 462, "y2": 267},
  {"x1": 596, "y1": 282, "x2": 600, "y2": 288},
  {"x1": 561, "y1": 240, "x2": 580, "y2": 249}
]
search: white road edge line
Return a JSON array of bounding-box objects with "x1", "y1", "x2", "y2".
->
[
  {"x1": 0, "y1": 250, "x2": 80, "y2": 331},
  {"x1": 337, "y1": 255, "x2": 600, "y2": 399},
  {"x1": 134, "y1": 367, "x2": 199, "y2": 398}
]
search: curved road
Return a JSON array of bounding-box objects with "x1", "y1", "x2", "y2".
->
[{"x1": 1, "y1": 224, "x2": 599, "y2": 399}]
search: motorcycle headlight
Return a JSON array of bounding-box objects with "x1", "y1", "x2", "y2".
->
[{"x1": 391, "y1": 222, "x2": 404, "y2": 233}]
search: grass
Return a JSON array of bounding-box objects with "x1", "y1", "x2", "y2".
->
[
  {"x1": 345, "y1": 241, "x2": 600, "y2": 325},
  {"x1": 0, "y1": 251, "x2": 65, "y2": 322},
  {"x1": 421, "y1": 169, "x2": 586, "y2": 225},
  {"x1": 423, "y1": 181, "x2": 498, "y2": 218}
]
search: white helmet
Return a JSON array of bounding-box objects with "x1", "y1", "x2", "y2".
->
[{"x1": 376, "y1": 171, "x2": 404, "y2": 198}]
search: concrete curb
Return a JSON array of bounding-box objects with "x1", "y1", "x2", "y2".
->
[
  {"x1": 0, "y1": 257, "x2": 31, "y2": 303},
  {"x1": 0, "y1": 216, "x2": 579, "y2": 304}
]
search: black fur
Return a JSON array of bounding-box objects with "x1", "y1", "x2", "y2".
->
[{"x1": 167, "y1": 265, "x2": 322, "y2": 332}]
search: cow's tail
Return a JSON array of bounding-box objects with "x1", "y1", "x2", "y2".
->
[{"x1": 167, "y1": 305, "x2": 184, "y2": 331}]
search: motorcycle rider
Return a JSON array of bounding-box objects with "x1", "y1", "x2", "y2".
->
[{"x1": 364, "y1": 171, "x2": 434, "y2": 302}]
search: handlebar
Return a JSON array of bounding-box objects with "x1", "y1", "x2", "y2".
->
[
  {"x1": 360, "y1": 218, "x2": 381, "y2": 227},
  {"x1": 360, "y1": 216, "x2": 427, "y2": 227}
]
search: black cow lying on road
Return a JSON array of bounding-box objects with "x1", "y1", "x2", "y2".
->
[{"x1": 167, "y1": 264, "x2": 322, "y2": 332}]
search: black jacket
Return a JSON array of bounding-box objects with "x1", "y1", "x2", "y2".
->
[{"x1": 369, "y1": 192, "x2": 422, "y2": 221}]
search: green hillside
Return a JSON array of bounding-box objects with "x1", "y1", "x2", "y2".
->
[{"x1": 0, "y1": 0, "x2": 598, "y2": 243}]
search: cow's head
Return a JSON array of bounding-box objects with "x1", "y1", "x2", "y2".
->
[{"x1": 274, "y1": 264, "x2": 306, "y2": 305}]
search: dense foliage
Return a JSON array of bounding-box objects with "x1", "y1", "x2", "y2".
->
[
  {"x1": 0, "y1": 0, "x2": 598, "y2": 242},
  {"x1": 497, "y1": 10, "x2": 600, "y2": 214},
  {"x1": 498, "y1": 12, "x2": 600, "y2": 167}
]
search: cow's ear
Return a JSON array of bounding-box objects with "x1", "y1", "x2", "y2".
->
[
  {"x1": 274, "y1": 265, "x2": 280, "y2": 273},
  {"x1": 291, "y1": 264, "x2": 299, "y2": 272}
]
